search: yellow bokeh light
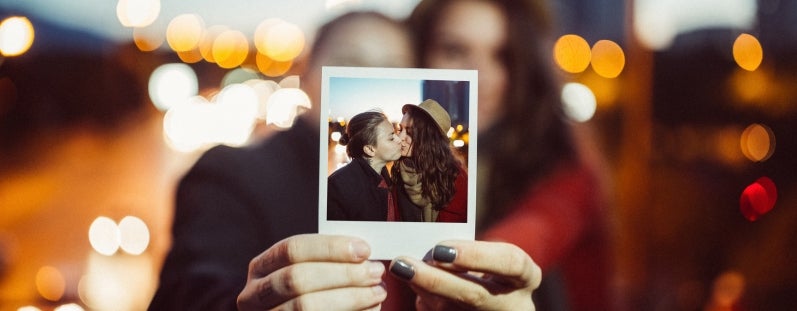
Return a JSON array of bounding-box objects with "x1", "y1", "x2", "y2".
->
[
  {"x1": 177, "y1": 48, "x2": 203, "y2": 64},
  {"x1": 590, "y1": 40, "x2": 625, "y2": 78},
  {"x1": 116, "y1": 0, "x2": 160, "y2": 28},
  {"x1": 213, "y1": 30, "x2": 249, "y2": 69},
  {"x1": 740, "y1": 123, "x2": 775, "y2": 162},
  {"x1": 256, "y1": 52, "x2": 292, "y2": 77},
  {"x1": 255, "y1": 19, "x2": 306, "y2": 62},
  {"x1": 133, "y1": 25, "x2": 164, "y2": 52},
  {"x1": 166, "y1": 14, "x2": 204, "y2": 52},
  {"x1": 199, "y1": 25, "x2": 230, "y2": 63},
  {"x1": 0, "y1": 16, "x2": 35, "y2": 57},
  {"x1": 36, "y1": 266, "x2": 66, "y2": 301},
  {"x1": 733, "y1": 33, "x2": 763, "y2": 71},
  {"x1": 554, "y1": 34, "x2": 591, "y2": 73}
]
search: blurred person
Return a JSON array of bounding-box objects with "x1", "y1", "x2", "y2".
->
[
  {"x1": 150, "y1": 10, "x2": 543, "y2": 311},
  {"x1": 393, "y1": 99, "x2": 468, "y2": 222},
  {"x1": 407, "y1": 0, "x2": 613, "y2": 310},
  {"x1": 327, "y1": 110, "x2": 403, "y2": 221}
]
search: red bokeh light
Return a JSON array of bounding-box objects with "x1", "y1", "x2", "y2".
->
[{"x1": 740, "y1": 176, "x2": 777, "y2": 221}]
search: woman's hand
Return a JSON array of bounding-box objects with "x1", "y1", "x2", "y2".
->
[
  {"x1": 237, "y1": 234, "x2": 387, "y2": 311},
  {"x1": 389, "y1": 240, "x2": 542, "y2": 311}
]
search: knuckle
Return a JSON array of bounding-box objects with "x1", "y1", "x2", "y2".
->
[
  {"x1": 459, "y1": 288, "x2": 489, "y2": 308},
  {"x1": 276, "y1": 266, "x2": 302, "y2": 295}
]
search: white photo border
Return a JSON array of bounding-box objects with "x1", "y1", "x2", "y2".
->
[{"x1": 318, "y1": 66, "x2": 478, "y2": 259}]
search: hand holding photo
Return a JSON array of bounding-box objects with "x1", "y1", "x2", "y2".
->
[{"x1": 319, "y1": 66, "x2": 477, "y2": 259}]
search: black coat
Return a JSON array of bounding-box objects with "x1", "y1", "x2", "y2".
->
[
  {"x1": 148, "y1": 121, "x2": 319, "y2": 310},
  {"x1": 327, "y1": 157, "x2": 392, "y2": 221}
]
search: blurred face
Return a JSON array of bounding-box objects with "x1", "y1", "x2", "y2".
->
[
  {"x1": 425, "y1": 0, "x2": 508, "y2": 131},
  {"x1": 367, "y1": 119, "x2": 403, "y2": 164},
  {"x1": 398, "y1": 113, "x2": 414, "y2": 157}
]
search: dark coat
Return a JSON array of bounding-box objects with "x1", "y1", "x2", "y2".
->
[
  {"x1": 327, "y1": 157, "x2": 391, "y2": 221},
  {"x1": 148, "y1": 121, "x2": 320, "y2": 310}
]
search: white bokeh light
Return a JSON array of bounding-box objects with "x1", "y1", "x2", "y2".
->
[
  {"x1": 53, "y1": 304, "x2": 84, "y2": 311},
  {"x1": 213, "y1": 83, "x2": 260, "y2": 146},
  {"x1": 148, "y1": 63, "x2": 198, "y2": 111},
  {"x1": 243, "y1": 79, "x2": 280, "y2": 120},
  {"x1": 266, "y1": 88, "x2": 311, "y2": 128},
  {"x1": 88, "y1": 217, "x2": 120, "y2": 256},
  {"x1": 116, "y1": 0, "x2": 160, "y2": 28},
  {"x1": 118, "y1": 216, "x2": 150, "y2": 255},
  {"x1": 634, "y1": 0, "x2": 756, "y2": 50},
  {"x1": 561, "y1": 82, "x2": 597, "y2": 122}
]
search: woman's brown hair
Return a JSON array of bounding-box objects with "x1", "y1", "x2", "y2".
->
[{"x1": 408, "y1": 0, "x2": 577, "y2": 228}]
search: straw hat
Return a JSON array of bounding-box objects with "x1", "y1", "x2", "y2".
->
[{"x1": 402, "y1": 99, "x2": 451, "y2": 135}]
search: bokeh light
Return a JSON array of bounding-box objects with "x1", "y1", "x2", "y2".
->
[
  {"x1": 740, "y1": 123, "x2": 775, "y2": 162},
  {"x1": 633, "y1": 2, "x2": 677, "y2": 50},
  {"x1": 88, "y1": 216, "x2": 120, "y2": 256},
  {"x1": 53, "y1": 304, "x2": 84, "y2": 311},
  {"x1": 148, "y1": 63, "x2": 198, "y2": 111},
  {"x1": 35, "y1": 266, "x2": 65, "y2": 301},
  {"x1": 243, "y1": 78, "x2": 280, "y2": 120},
  {"x1": 733, "y1": 33, "x2": 763, "y2": 71},
  {"x1": 163, "y1": 83, "x2": 262, "y2": 152},
  {"x1": 176, "y1": 48, "x2": 204, "y2": 63},
  {"x1": 163, "y1": 96, "x2": 211, "y2": 152},
  {"x1": 118, "y1": 216, "x2": 150, "y2": 255},
  {"x1": 255, "y1": 19, "x2": 306, "y2": 62},
  {"x1": 740, "y1": 177, "x2": 777, "y2": 221},
  {"x1": 708, "y1": 271, "x2": 746, "y2": 308},
  {"x1": 213, "y1": 29, "x2": 249, "y2": 69},
  {"x1": 116, "y1": 0, "x2": 160, "y2": 28},
  {"x1": 590, "y1": 40, "x2": 625, "y2": 78},
  {"x1": 17, "y1": 307, "x2": 41, "y2": 311},
  {"x1": 561, "y1": 82, "x2": 597, "y2": 122},
  {"x1": 133, "y1": 25, "x2": 164, "y2": 52},
  {"x1": 256, "y1": 52, "x2": 293, "y2": 77},
  {"x1": 0, "y1": 16, "x2": 35, "y2": 57},
  {"x1": 266, "y1": 88, "x2": 311, "y2": 128},
  {"x1": 553, "y1": 34, "x2": 591, "y2": 73},
  {"x1": 330, "y1": 131, "x2": 342, "y2": 142},
  {"x1": 198, "y1": 25, "x2": 230, "y2": 63},
  {"x1": 166, "y1": 14, "x2": 204, "y2": 52}
]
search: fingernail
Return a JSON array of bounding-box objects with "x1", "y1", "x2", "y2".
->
[
  {"x1": 390, "y1": 259, "x2": 415, "y2": 280},
  {"x1": 367, "y1": 261, "x2": 385, "y2": 278},
  {"x1": 350, "y1": 240, "x2": 370, "y2": 260},
  {"x1": 433, "y1": 245, "x2": 457, "y2": 263}
]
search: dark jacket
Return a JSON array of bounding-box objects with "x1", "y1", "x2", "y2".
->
[
  {"x1": 148, "y1": 121, "x2": 319, "y2": 310},
  {"x1": 327, "y1": 157, "x2": 392, "y2": 221}
]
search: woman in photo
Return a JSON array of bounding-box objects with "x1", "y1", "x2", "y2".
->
[
  {"x1": 328, "y1": 110, "x2": 404, "y2": 221},
  {"x1": 393, "y1": 99, "x2": 468, "y2": 223}
]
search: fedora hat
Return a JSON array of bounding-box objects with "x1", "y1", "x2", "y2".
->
[{"x1": 402, "y1": 99, "x2": 451, "y2": 135}]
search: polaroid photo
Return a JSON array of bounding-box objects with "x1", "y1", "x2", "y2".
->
[{"x1": 318, "y1": 66, "x2": 478, "y2": 259}]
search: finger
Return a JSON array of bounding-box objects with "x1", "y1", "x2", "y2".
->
[
  {"x1": 429, "y1": 240, "x2": 540, "y2": 289},
  {"x1": 250, "y1": 261, "x2": 386, "y2": 308},
  {"x1": 390, "y1": 256, "x2": 496, "y2": 309},
  {"x1": 269, "y1": 285, "x2": 387, "y2": 311},
  {"x1": 250, "y1": 234, "x2": 371, "y2": 278}
]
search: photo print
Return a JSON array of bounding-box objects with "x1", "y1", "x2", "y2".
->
[{"x1": 318, "y1": 66, "x2": 478, "y2": 259}]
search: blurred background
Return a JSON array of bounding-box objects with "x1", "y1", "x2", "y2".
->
[{"x1": 0, "y1": 0, "x2": 794, "y2": 310}]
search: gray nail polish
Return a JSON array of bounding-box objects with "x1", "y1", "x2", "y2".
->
[
  {"x1": 390, "y1": 259, "x2": 415, "y2": 280},
  {"x1": 433, "y1": 245, "x2": 457, "y2": 263}
]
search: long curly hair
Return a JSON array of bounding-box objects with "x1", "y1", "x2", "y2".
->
[
  {"x1": 408, "y1": 0, "x2": 577, "y2": 227},
  {"x1": 394, "y1": 106, "x2": 461, "y2": 210}
]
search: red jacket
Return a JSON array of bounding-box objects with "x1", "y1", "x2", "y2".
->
[
  {"x1": 480, "y1": 159, "x2": 612, "y2": 311},
  {"x1": 436, "y1": 165, "x2": 468, "y2": 222}
]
